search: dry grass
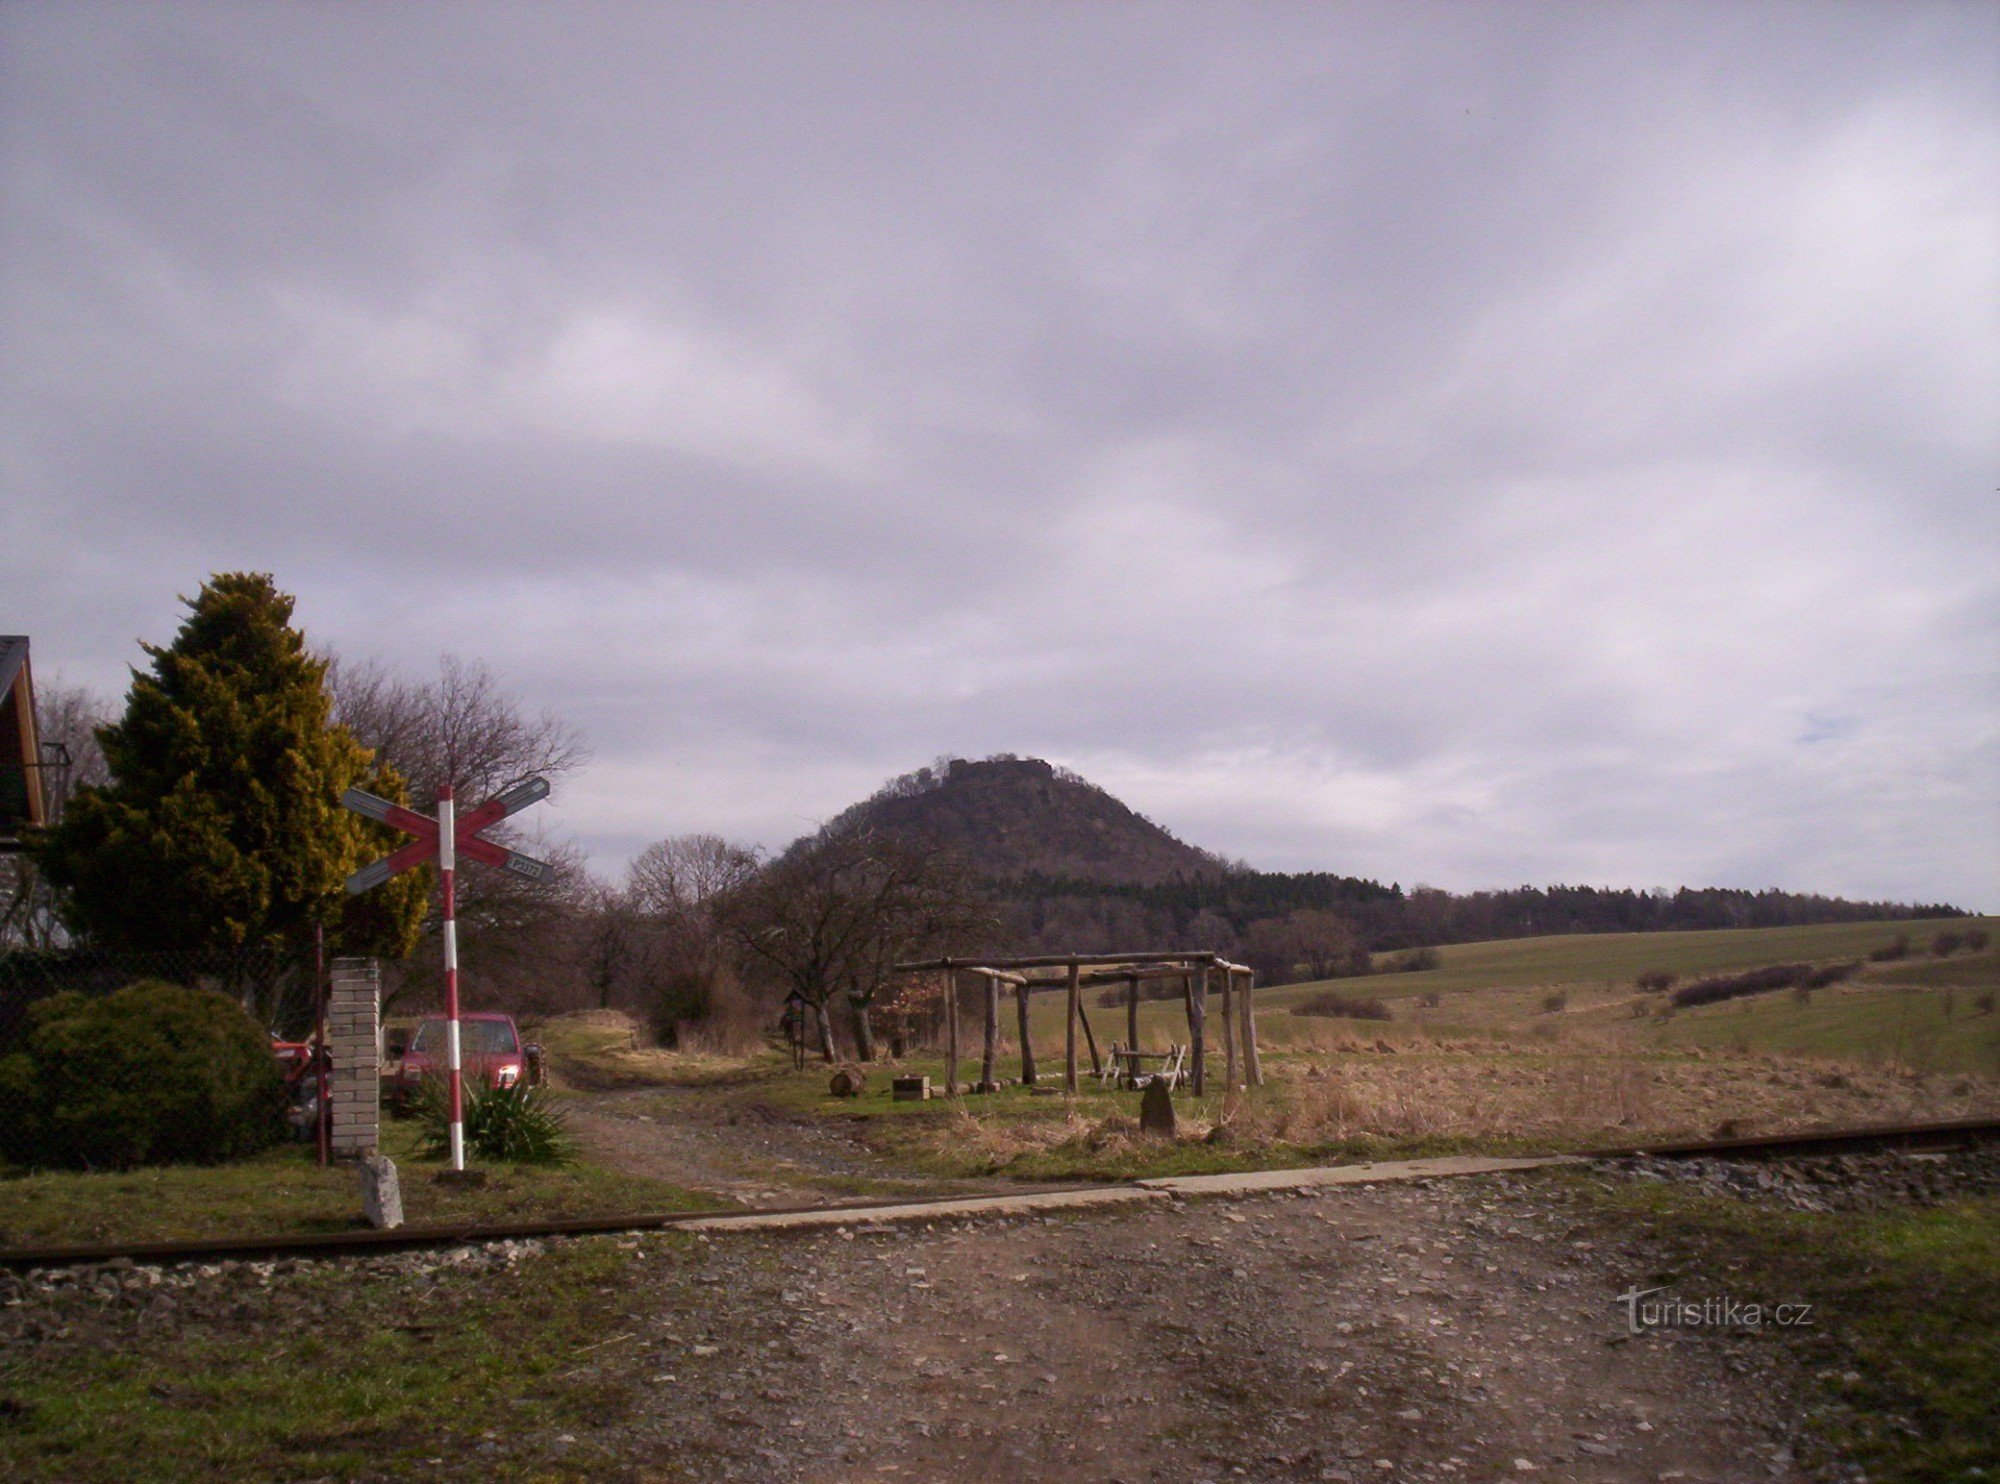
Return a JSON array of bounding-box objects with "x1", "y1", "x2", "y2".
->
[
  {"x1": 1239, "y1": 1051, "x2": 2000, "y2": 1148},
  {"x1": 864, "y1": 1042, "x2": 2000, "y2": 1182},
  {"x1": 529, "y1": 1009, "x2": 778, "y2": 1090}
]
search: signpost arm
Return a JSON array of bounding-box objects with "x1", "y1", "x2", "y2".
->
[{"x1": 439, "y1": 785, "x2": 464, "y2": 1173}]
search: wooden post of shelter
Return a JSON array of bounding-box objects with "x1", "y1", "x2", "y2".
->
[
  {"x1": 1221, "y1": 963, "x2": 1239, "y2": 1089},
  {"x1": 1076, "y1": 991, "x2": 1104, "y2": 1077},
  {"x1": 980, "y1": 971, "x2": 1000, "y2": 1092},
  {"x1": 1126, "y1": 975, "x2": 1139, "y2": 1059},
  {"x1": 1064, "y1": 960, "x2": 1081, "y2": 1094},
  {"x1": 944, "y1": 968, "x2": 961, "y2": 1097},
  {"x1": 1187, "y1": 966, "x2": 1207, "y2": 1096},
  {"x1": 1016, "y1": 980, "x2": 1037, "y2": 1086},
  {"x1": 1238, "y1": 968, "x2": 1262, "y2": 1086}
]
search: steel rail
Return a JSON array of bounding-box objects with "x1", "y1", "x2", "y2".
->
[
  {"x1": 1582, "y1": 1112, "x2": 2000, "y2": 1161},
  {"x1": 0, "y1": 1181, "x2": 1122, "y2": 1269},
  {"x1": 4, "y1": 1115, "x2": 1994, "y2": 1271}
]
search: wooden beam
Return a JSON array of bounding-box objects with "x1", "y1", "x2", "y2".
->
[
  {"x1": 1239, "y1": 970, "x2": 1263, "y2": 1087},
  {"x1": 981, "y1": 971, "x2": 1000, "y2": 1091},
  {"x1": 1016, "y1": 980, "x2": 1037, "y2": 1086},
  {"x1": 1020, "y1": 965, "x2": 1199, "y2": 989},
  {"x1": 1125, "y1": 975, "x2": 1139, "y2": 1056},
  {"x1": 896, "y1": 950, "x2": 1221, "y2": 974},
  {"x1": 944, "y1": 969, "x2": 960, "y2": 1098},
  {"x1": 1221, "y1": 964, "x2": 1238, "y2": 1090},
  {"x1": 1186, "y1": 968, "x2": 1207, "y2": 1097},
  {"x1": 1076, "y1": 990, "x2": 1103, "y2": 1078},
  {"x1": 1064, "y1": 961, "x2": 1081, "y2": 1094}
]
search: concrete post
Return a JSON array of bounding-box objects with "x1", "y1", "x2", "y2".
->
[{"x1": 327, "y1": 957, "x2": 381, "y2": 1159}]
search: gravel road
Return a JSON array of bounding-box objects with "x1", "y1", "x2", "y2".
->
[
  {"x1": 548, "y1": 1169, "x2": 1808, "y2": 1482},
  {"x1": 22, "y1": 1152, "x2": 1981, "y2": 1481}
]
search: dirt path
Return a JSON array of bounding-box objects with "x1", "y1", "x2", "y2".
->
[
  {"x1": 565, "y1": 1087, "x2": 1004, "y2": 1208},
  {"x1": 569, "y1": 1168, "x2": 1808, "y2": 1482}
]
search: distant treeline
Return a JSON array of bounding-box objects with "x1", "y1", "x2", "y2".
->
[{"x1": 1001, "y1": 873, "x2": 1966, "y2": 958}]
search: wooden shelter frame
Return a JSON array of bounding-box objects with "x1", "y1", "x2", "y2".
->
[{"x1": 890, "y1": 950, "x2": 1262, "y2": 1098}]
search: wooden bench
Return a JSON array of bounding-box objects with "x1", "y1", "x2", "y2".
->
[{"x1": 1108, "y1": 1043, "x2": 1187, "y2": 1091}]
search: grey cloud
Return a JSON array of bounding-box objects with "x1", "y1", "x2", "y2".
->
[{"x1": 5, "y1": 1, "x2": 1994, "y2": 908}]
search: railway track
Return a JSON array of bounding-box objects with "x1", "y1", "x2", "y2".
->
[{"x1": 4, "y1": 1114, "x2": 1995, "y2": 1270}]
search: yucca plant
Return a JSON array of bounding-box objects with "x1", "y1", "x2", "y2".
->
[{"x1": 412, "y1": 1075, "x2": 577, "y2": 1166}]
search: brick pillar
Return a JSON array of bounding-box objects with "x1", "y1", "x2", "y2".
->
[{"x1": 327, "y1": 957, "x2": 381, "y2": 1159}]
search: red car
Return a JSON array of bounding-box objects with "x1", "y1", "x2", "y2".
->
[
  {"x1": 389, "y1": 1012, "x2": 529, "y2": 1111},
  {"x1": 270, "y1": 1033, "x2": 328, "y2": 1140}
]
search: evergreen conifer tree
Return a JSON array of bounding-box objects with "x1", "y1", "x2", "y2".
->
[{"x1": 35, "y1": 573, "x2": 427, "y2": 960}]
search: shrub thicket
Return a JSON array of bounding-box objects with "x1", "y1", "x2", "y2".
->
[
  {"x1": 1634, "y1": 970, "x2": 1678, "y2": 993},
  {"x1": 1868, "y1": 935, "x2": 1911, "y2": 963},
  {"x1": 0, "y1": 980, "x2": 286, "y2": 1170},
  {"x1": 1290, "y1": 991, "x2": 1392, "y2": 1021},
  {"x1": 1668, "y1": 960, "x2": 1859, "y2": 1010},
  {"x1": 1379, "y1": 947, "x2": 1440, "y2": 974}
]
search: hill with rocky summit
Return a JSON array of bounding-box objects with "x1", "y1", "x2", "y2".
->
[
  {"x1": 804, "y1": 756, "x2": 1968, "y2": 970},
  {"x1": 817, "y1": 756, "x2": 1226, "y2": 885}
]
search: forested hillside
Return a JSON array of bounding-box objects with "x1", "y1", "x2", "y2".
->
[{"x1": 818, "y1": 756, "x2": 1968, "y2": 980}]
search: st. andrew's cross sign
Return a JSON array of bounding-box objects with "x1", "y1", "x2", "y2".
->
[{"x1": 341, "y1": 776, "x2": 551, "y2": 1171}]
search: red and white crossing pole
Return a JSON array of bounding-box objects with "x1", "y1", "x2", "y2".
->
[
  {"x1": 341, "y1": 773, "x2": 552, "y2": 1176},
  {"x1": 437, "y1": 784, "x2": 465, "y2": 1173}
]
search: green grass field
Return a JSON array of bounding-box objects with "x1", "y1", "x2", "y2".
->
[
  {"x1": 1006, "y1": 917, "x2": 1999, "y2": 1073},
  {"x1": 1575, "y1": 1174, "x2": 2000, "y2": 1483},
  {"x1": 0, "y1": 1113, "x2": 720, "y2": 1251},
  {"x1": 1324, "y1": 917, "x2": 1994, "y2": 999},
  {"x1": 1631, "y1": 981, "x2": 2000, "y2": 1074}
]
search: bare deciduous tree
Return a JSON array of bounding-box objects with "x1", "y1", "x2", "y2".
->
[
  {"x1": 1288, "y1": 909, "x2": 1365, "y2": 981},
  {"x1": 719, "y1": 831, "x2": 990, "y2": 1062},
  {"x1": 327, "y1": 653, "x2": 586, "y2": 806},
  {"x1": 327, "y1": 653, "x2": 591, "y2": 1014},
  {"x1": 1241, "y1": 909, "x2": 1365, "y2": 986},
  {"x1": 628, "y1": 834, "x2": 760, "y2": 918},
  {"x1": 622, "y1": 834, "x2": 761, "y2": 1042}
]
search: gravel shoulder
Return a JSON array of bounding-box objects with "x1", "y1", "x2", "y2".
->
[{"x1": 9, "y1": 1152, "x2": 1992, "y2": 1482}]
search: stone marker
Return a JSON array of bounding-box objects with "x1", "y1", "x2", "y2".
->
[
  {"x1": 360, "y1": 1153, "x2": 403, "y2": 1229},
  {"x1": 1140, "y1": 1079, "x2": 1177, "y2": 1137}
]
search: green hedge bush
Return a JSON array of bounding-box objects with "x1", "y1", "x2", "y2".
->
[{"x1": 0, "y1": 980, "x2": 287, "y2": 1170}]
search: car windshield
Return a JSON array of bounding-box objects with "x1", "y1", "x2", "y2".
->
[{"x1": 409, "y1": 1019, "x2": 519, "y2": 1056}]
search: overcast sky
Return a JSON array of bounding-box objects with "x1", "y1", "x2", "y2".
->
[{"x1": 4, "y1": 1, "x2": 1995, "y2": 909}]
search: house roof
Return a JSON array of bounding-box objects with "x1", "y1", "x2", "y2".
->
[
  {"x1": 1, "y1": 635, "x2": 45, "y2": 837},
  {"x1": 0, "y1": 637, "x2": 27, "y2": 700}
]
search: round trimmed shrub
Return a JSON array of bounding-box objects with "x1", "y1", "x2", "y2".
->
[{"x1": 0, "y1": 980, "x2": 287, "y2": 1170}]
